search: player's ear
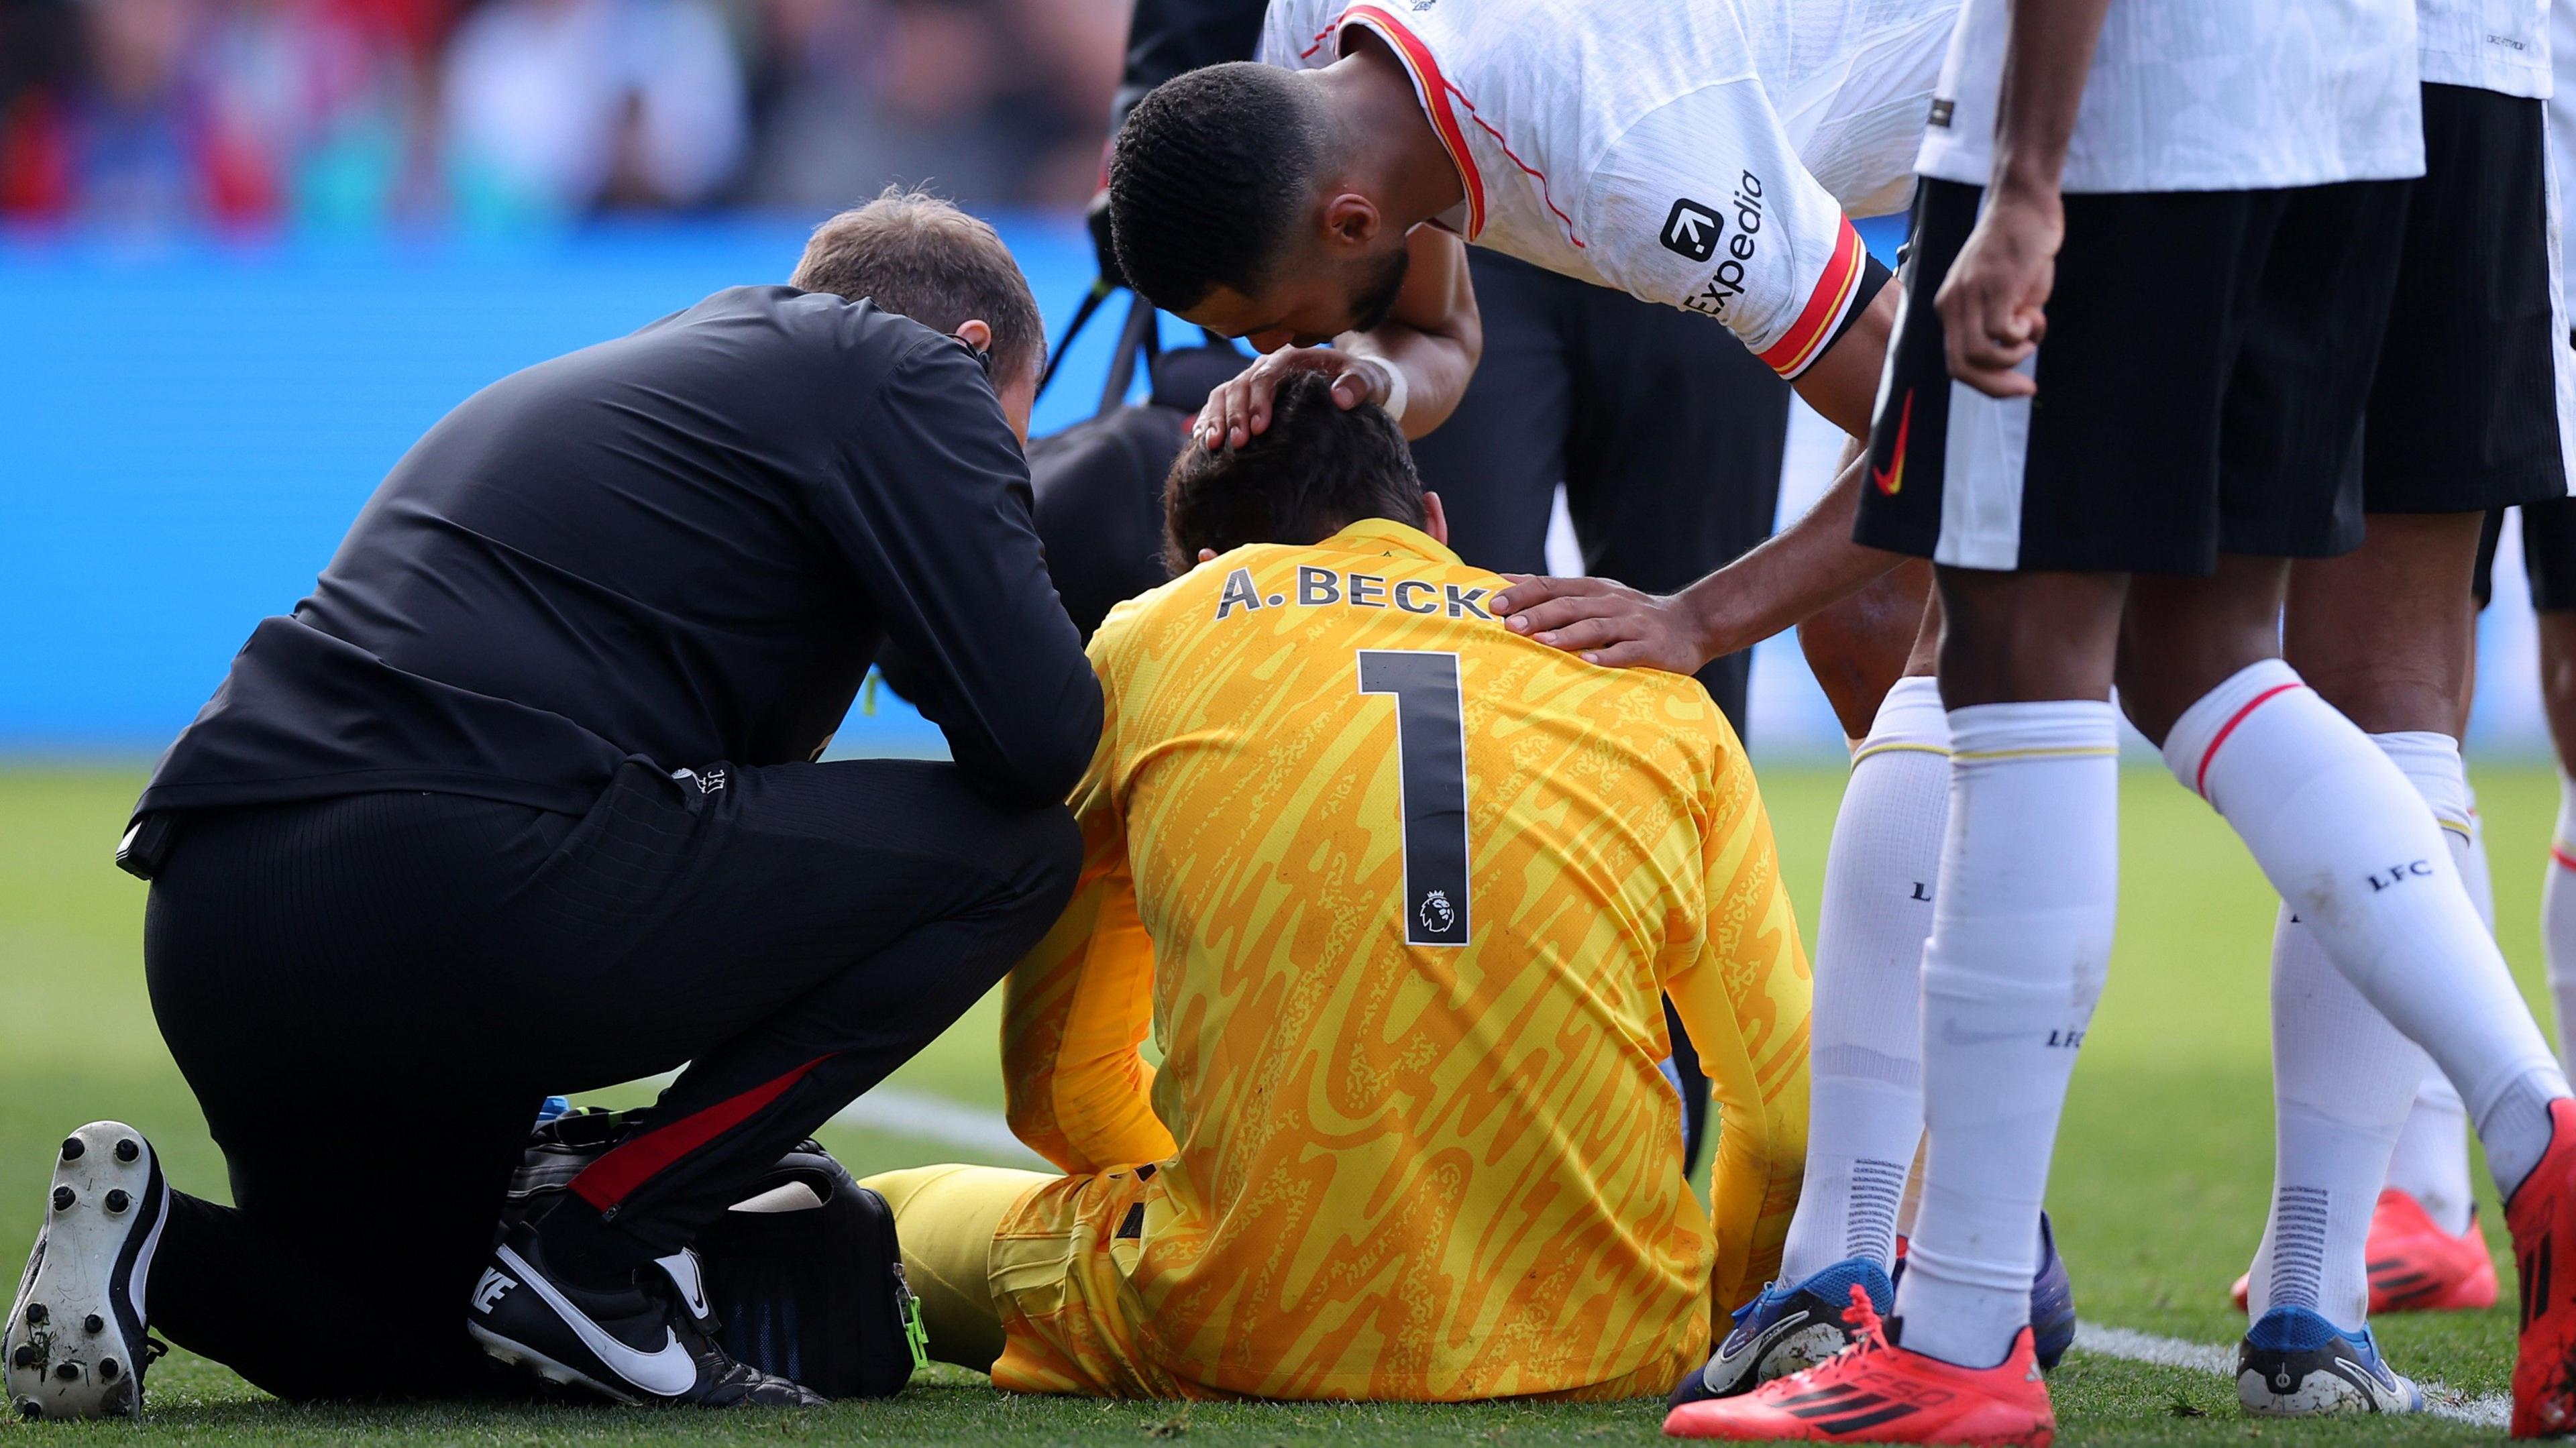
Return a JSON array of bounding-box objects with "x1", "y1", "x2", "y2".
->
[
  {"x1": 1321, "y1": 192, "x2": 1382, "y2": 250},
  {"x1": 951, "y1": 319, "x2": 994, "y2": 351},
  {"x1": 1421, "y1": 490, "x2": 1448, "y2": 546}
]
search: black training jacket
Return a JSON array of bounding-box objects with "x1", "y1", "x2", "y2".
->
[{"x1": 138, "y1": 286, "x2": 1102, "y2": 819}]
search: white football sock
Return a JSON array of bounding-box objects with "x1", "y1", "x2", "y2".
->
[
  {"x1": 2247, "y1": 733, "x2": 2472, "y2": 1326},
  {"x1": 2461, "y1": 779, "x2": 2497, "y2": 932},
  {"x1": 2250, "y1": 906, "x2": 2418, "y2": 1328},
  {"x1": 1894, "y1": 701, "x2": 2117, "y2": 1370},
  {"x1": 2377, "y1": 746, "x2": 2485, "y2": 1237},
  {"x1": 2546, "y1": 775, "x2": 2576, "y2": 1078},
  {"x1": 2165, "y1": 663, "x2": 2569, "y2": 1201},
  {"x1": 2389, "y1": 1068, "x2": 2473, "y2": 1235},
  {"x1": 1778, "y1": 677, "x2": 1947, "y2": 1283}
]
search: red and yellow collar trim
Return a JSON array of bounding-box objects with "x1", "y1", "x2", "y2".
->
[{"x1": 1338, "y1": 5, "x2": 1487, "y2": 239}]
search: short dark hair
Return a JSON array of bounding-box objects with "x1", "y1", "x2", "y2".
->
[
  {"x1": 1110, "y1": 64, "x2": 1326, "y2": 313},
  {"x1": 1163, "y1": 372, "x2": 1424, "y2": 573},
  {"x1": 791, "y1": 187, "x2": 1046, "y2": 380}
]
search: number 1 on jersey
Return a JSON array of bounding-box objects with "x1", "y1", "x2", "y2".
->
[{"x1": 1358, "y1": 649, "x2": 1470, "y2": 947}]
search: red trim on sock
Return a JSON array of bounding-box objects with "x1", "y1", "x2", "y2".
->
[
  {"x1": 2554, "y1": 845, "x2": 2576, "y2": 873},
  {"x1": 570, "y1": 1055, "x2": 833, "y2": 1211},
  {"x1": 2192, "y1": 682, "x2": 2306, "y2": 799}
]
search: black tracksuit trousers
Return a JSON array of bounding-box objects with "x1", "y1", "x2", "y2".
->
[{"x1": 139, "y1": 758, "x2": 1078, "y2": 1400}]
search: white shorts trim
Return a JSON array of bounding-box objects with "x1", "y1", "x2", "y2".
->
[{"x1": 1931, "y1": 357, "x2": 2036, "y2": 571}]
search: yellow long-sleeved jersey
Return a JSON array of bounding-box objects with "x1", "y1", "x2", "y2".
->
[{"x1": 1000, "y1": 518, "x2": 1809, "y2": 1400}]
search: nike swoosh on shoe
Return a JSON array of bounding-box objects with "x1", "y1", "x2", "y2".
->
[{"x1": 493, "y1": 1243, "x2": 698, "y2": 1398}]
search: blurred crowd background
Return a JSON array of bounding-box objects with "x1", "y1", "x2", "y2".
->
[
  {"x1": 0, "y1": 0, "x2": 2559, "y2": 760},
  {"x1": 0, "y1": 0, "x2": 1126, "y2": 228}
]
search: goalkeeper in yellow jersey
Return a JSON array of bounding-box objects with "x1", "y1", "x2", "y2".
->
[{"x1": 863, "y1": 374, "x2": 1809, "y2": 1402}]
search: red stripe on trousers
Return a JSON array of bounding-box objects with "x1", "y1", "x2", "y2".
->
[
  {"x1": 2194, "y1": 682, "x2": 2306, "y2": 799},
  {"x1": 570, "y1": 1055, "x2": 833, "y2": 1211}
]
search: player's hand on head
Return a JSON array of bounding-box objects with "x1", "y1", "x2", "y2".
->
[
  {"x1": 1193, "y1": 347, "x2": 1387, "y2": 451},
  {"x1": 1489, "y1": 575, "x2": 1715, "y2": 675},
  {"x1": 1935, "y1": 186, "x2": 2061, "y2": 399}
]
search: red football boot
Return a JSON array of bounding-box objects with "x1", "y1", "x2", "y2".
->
[
  {"x1": 1664, "y1": 1286, "x2": 2055, "y2": 1446},
  {"x1": 2369, "y1": 1189, "x2": 2498, "y2": 1313},
  {"x1": 2508, "y1": 1097, "x2": 2576, "y2": 1437},
  {"x1": 2228, "y1": 1189, "x2": 2498, "y2": 1315}
]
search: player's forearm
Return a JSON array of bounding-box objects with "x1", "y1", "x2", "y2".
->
[
  {"x1": 1787, "y1": 283, "x2": 1896, "y2": 439},
  {"x1": 1675, "y1": 449, "x2": 1904, "y2": 659},
  {"x1": 1988, "y1": 0, "x2": 2113, "y2": 201},
  {"x1": 1679, "y1": 802, "x2": 1811, "y2": 1314},
  {"x1": 1341, "y1": 324, "x2": 1478, "y2": 437},
  {"x1": 1670, "y1": 969, "x2": 1805, "y2": 1316},
  {"x1": 1341, "y1": 225, "x2": 1484, "y2": 438}
]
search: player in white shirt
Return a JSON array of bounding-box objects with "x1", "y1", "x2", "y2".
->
[
  {"x1": 1664, "y1": 0, "x2": 2576, "y2": 1441},
  {"x1": 2532, "y1": 0, "x2": 2576, "y2": 1229},
  {"x1": 2204, "y1": 0, "x2": 2576, "y2": 1419},
  {"x1": 1106, "y1": 0, "x2": 1955, "y2": 439},
  {"x1": 1106, "y1": 0, "x2": 2106, "y2": 1413}
]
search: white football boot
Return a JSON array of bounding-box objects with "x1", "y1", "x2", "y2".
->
[{"x1": 5, "y1": 1123, "x2": 168, "y2": 1419}]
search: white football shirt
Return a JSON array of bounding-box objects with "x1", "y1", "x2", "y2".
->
[
  {"x1": 1916, "y1": 0, "x2": 2425, "y2": 194},
  {"x1": 2418, "y1": 0, "x2": 2548, "y2": 98},
  {"x1": 1258, "y1": 0, "x2": 1957, "y2": 378}
]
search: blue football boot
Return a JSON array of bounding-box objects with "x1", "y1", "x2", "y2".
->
[
  {"x1": 2027, "y1": 1211, "x2": 2076, "y2": 1371},
  {"x1": 1667, "y1": 1257, "x2": 1894, "y2": 1408},
  {"x1": 2236, "y1": 1305, "x2": 2422, "y2": 1416},
  {"x1": 1890, "y1": 1210, "x2": 2078, "y2": 1371}
]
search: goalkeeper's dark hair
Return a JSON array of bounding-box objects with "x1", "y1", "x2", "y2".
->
[
  {"x1": 1110, "y1": 64, "x2": 1330, "y2": 313},
  {"x1": 1164, "y1": 372, "x2": 1423, "y2": 573}
]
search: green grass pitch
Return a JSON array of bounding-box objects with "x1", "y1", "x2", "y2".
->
[{"x1": 0, "y1": 761, "x2": 2565, "y2": 1444}]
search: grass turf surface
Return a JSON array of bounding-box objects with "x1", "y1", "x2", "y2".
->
[{"x1": 0, "y1": 761, "x2": 2565, "y2": 1444}]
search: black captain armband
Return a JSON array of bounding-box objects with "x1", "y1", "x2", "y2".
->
[{"x1": 1821, "y1": 252, "x2": 1895, "y2": 361}]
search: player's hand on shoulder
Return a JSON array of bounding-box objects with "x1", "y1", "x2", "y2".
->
[
  {"x1": 1489, "y1": 575, "x2": 1715, "y2": 675},
  {"x1": 1193, "y1": 347, "x2": 1387, "y2": 451},
  {"x1": 1934, "y1": 184, "x2": 2061, "y2": 400}
]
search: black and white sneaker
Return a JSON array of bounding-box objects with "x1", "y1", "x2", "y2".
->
[
  {"x1": 1669, "y1": 1257, "x2": 1895, "y2": 1407},
  {"x1": 468, "y1": 1222, "x2": 822, "y2": 1407},
  {"x1": 5, "y1": 1122, "x2": 169, "y2": 1420},
  {"x1": 2236, "y1": 1306, "x2": 2422, "y2": 1416}
]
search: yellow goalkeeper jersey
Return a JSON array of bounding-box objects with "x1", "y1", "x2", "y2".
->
[{"x1": 1000, "y1": 518, "x2": 1810, "y2": 1400}]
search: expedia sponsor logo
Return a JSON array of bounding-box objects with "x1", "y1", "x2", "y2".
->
[
  {"x1": 1678, "y1": 172, "x2": 1766, "y2": 323},
  {"x1": 1660, "y1": 199, "x2": 1722, "y2": 263}
]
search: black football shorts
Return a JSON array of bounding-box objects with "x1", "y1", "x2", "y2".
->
[
  {"x1": 2365, "y1": 85, "x2": 2571, "y2": 515},
  {"x1": 1855, "y1": 175, "x2": 2408, "y2": 573},
  {"x1": 2525, "y1": 497, "x2": 2576, "y2": 612}
]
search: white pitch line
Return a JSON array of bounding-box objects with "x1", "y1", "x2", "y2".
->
[
  {"x1": 2072, "y1": 1321, "x2": 2510, "y2": 1429},
  {"x1": 832, "y1": 1085, "x2": 1046, "y2": 1164}
]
